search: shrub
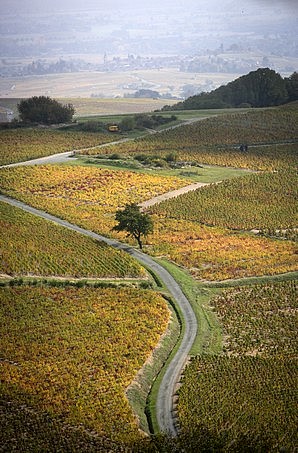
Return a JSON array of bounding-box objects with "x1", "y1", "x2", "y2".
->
[{"x1": 18, "y1": 96, "x2": 75, "y2": 124}]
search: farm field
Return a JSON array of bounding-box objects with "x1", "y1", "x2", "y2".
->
[
  {"x1": 76, "y1": 107, "x2": 247, "y2": 125},
  {"x1": 0, "y1": 96, "x2": 178, "y2": 119},
  {"x1": 0, "y1": 128, "x2": 118, "y2": 166},
  {"x1": 92, "y1": 105, "x2": 298, "y2": 171},
  {"x1": 177, "y1": 280, "x2": 297, "y2": 451},
  {"x1": 0, "y1": 201, "x2": 144, "y2": 279},
  {"x1": 0, "y1": 164, "x2": 296, "y2": 282},
  {"x1": 0, "y1": 69, "x2": 238, "y2": 101},
  {"x1": 0, "y1": 285, "x2": 170, "y2": 446},
  {"x1": 149, "y1": 217, "x2": 297, "y2": 281},
  {"x1": 150, "y1": 169, "x2": 298, "y2": 231},
  {"x1": 1, "y1": 97, "x2": 297, "y2": 451},
  {"x1": 0, "y1": 165, "x2": 188, "y2": 235}
]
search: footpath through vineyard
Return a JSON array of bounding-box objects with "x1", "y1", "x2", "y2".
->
[{"x1": 0, "y1": 193, "x2": 197, "y2": 435}]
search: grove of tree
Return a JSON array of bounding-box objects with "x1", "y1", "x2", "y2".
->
[
  {"x1": 163, "y1": 68, "x2": 298, "y2": 110},
  {"x1": 17, "y1": 96, "x2": 75, "y2": 124}
]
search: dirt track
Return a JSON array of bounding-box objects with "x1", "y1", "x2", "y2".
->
[{"x1": 139, "y1": 181, "x2": 209, "y2": 209}]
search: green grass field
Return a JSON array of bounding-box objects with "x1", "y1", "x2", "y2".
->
[{"x1": 69, "y1": 154, "x2": 254, "y2": 183}]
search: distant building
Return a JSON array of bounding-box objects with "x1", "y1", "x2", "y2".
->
[{"x1": 0, "y1": 109, "x2": 14, "y2": 122}]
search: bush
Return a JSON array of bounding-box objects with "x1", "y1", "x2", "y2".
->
[
  {"x1": 119, "y1": 116, "x2": 135, "y2": 131},
  {"x1": 108, "y1": 153, "x2": 121, "y2": 160},
  {"x1": 78, "y1": 121, "x2": 105, "y2": 132},
  {"x1": 18, "y1": 96, "x2": 75, "y2": 124}
]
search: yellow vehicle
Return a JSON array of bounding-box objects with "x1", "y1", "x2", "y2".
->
[{"x1": 108, "y1": 124, "x2": 119, "y2": 132}]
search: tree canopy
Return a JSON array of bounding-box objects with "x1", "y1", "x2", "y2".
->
[
  {"x1": 112, "y1": 203, "x2": 153, "y2": 249},
  {"x1": 18, "y1": 96, "x2": 75, "y2": 124},
  {"x1": 163, "y1": 68, "x2": 298, "y2": 111}
]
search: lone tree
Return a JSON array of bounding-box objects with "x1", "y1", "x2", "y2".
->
[
  {"x1": 18, "y1": 96, "x2": 75, "y2": 124},
  {"x1": 112, "y1": 203, "x2": 153, "y2": 249}
]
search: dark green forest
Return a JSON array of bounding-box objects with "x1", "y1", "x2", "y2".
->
[{"x1": 163, "y1": 68, "x2": 298, "y2": 110}]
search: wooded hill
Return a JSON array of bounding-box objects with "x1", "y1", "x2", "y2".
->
[{"x1": 163, "y1": 68, "x2": 298, "y2": 110}]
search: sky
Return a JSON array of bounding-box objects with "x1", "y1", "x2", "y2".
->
[
  {"x1": 1, "y1": 0, "x2": 297, "y2": 13},
  {"x1": 1, "y1": 0, "x2": 297, "y2": 64}
]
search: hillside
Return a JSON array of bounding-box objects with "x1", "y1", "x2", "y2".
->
[
  {"x1": 93, "y1": 103, "x2": 298, "y2": 171},
  {"x1": 0, "y1": 96, "x2": 297, "y2": 452},
  {"x1": 163, "y1": 68, "x2": 298, "y2": 110}
]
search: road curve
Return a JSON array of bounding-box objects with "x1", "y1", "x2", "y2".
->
[
  {"x1": 0, "y1": 138, "x2": 133, "y2": 169},
  {"x1": 0, "y1": 193, "x2": 197, "y2": 435},
  {"x1": 0, "y1": 117, "x2": 207, "y2": 169}
]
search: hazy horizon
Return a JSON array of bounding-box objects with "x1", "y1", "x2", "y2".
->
[
  {"x1": 0, "y1": 0, "x2": 297, "y2": 98},
  {"x1": 1, "y1": 0, "x2": 297, "y2": 13}
]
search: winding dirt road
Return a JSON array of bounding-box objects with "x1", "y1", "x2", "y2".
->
[
  {"x1": 0, "y1": 193, "x2": 197, "y2": 435},
  {"x1": 0, "y1": 119, "x2": 205, "y2": 434}
]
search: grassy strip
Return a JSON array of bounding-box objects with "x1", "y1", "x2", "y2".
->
[
  {"x1": 68, "y1": 155, "x2": 252, "y2": 183},
  {"x1": 127, "y1": 293, "x2": 181, "y2": 434},
  {"x1": 123, "y1": 262, "x2": 183, "y2": 435},
  {"x1": 0, "y1": 276, "x2": 152, "y2": 289},
  {"x1": 144, "y1": 258, "x2": 223, "y2": 434},
  {"x1": 203, "y1": 270, "x2": 298, "y2": 288},
  {"x1": 156, "y1": 259, "x2": 223, "y2": 356},
  {"x1": 146, "y1": 296, "x2": 184, "y2": 434}
]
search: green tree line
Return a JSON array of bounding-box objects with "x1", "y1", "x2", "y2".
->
[{"x1": 163, "y1": 68, "x2": 298, "y2": 110}]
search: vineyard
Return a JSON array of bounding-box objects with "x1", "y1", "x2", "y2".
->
[
  {"x1": 0, "y1": 164, "x2": 188, "y2": 236},
  {"x1": 150, "y1": 169, "x2": 298, "y2": 231},
  {"x1": 87, "y1": 106, "x2": 298, "y2": 170},
  {"x1": 177, "y1": 280, "x2": 297, "y2": 451},
  {"x1": 149, "y1": 217, "x2": 297, "y2": 281},
  {"x1": 1, "y1": 99, "x2": 298, "y2": 452},
  {"x1": 0, "y1": 201, "x2": 144, "y2": 279},
  {"x1": 0, "y1": 165, "x2": 296, "y2": 281},
  {"x1": 0, "y1": 128, "x2": 117, "y2": 166},
  {"x1": 212, "y1": 280, "x2": 297, "y2": 356},
  {"x1": 0, "y1": 285, "x2": 170, "y2": 446}
]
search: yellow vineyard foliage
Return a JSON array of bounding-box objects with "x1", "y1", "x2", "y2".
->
[
  {"x1": 177, "y1": 281, "x2": 298, "y2": 450},
  {"x1": 90, "y1": 107, "x2": 298, "y2": 171},
  {"x1": 149, "y1": 216, "x2": 297, "y2": 281},
  {"x1": 0, "y1": 285, "x2": 170, "y2": 443},
  {"x1": 0, "y1": 164, "x2": 187, "y2": 235},
  {"x1": 1, "y1": 165, "x2": 297, "y2": 281},
  {"x1": 0, "y1": 201, "x2": 144, "y2": 278},
  {"x1": 0, "y1": 128, "x2": 117, "y2": 166}
]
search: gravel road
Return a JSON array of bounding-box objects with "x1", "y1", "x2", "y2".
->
[
  {"x1": 139, "y1": 182, "x2": 209, "y2": 209},
  {"x1": 0, "y1": 193, "x2": 197, "y2": 435},
  {"x1": 0, "y1": 138, "x2": 132, "y2": 168},
  {"x1": 0, "y1": 117, "x2": 205, "y2": 169}
]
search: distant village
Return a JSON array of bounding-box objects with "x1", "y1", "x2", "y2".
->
[{"x1": 1, "y1": 48, "x2": 296, "y2": 80}]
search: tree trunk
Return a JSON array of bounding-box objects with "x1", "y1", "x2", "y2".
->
[{"x1": 134, "y1": 233, "x2": 143, "y2": 249}]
